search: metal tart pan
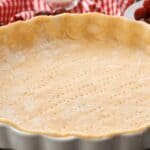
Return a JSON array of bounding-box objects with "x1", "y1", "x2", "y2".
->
[{"x1": 0, "y1": 123, "x2": 150, "y2": 150}]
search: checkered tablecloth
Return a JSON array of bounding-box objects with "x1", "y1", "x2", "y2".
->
[{"x1": 0, "y1": 0, "x2": 135, "y2": 25}]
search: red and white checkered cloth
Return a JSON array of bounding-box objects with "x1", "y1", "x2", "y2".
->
[{"x1": 0, "y1": 0, "x2": 135, "y2": 25}]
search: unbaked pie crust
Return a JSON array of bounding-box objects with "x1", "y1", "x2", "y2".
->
[{"x1": 0, "y1": 13, "x2": 150, "y2": 138}]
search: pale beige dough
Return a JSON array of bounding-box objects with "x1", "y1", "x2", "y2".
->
[{"x1": 0, "y1": 13, "x2": 150, "y2": 138}]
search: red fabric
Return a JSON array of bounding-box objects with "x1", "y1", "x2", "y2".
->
[{"x1": 0, "y1": 0, "x2": 135, "y2": 25}]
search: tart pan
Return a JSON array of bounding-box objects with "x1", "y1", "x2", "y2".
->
[
  {"x1": 0, "y1": 123, "x2": 150, "y2": 150},
  {"x1": 0, "y1": 14, "x2": 150, "y2": 150}
]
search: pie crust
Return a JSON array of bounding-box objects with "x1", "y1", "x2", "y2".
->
[{"x1": 0, "y1": 13, "x2": 150, "y2": 138}]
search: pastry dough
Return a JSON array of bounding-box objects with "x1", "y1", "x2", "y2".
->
[{"x1": 0, "y1": 13, "x2": 150, "y2": 138}]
